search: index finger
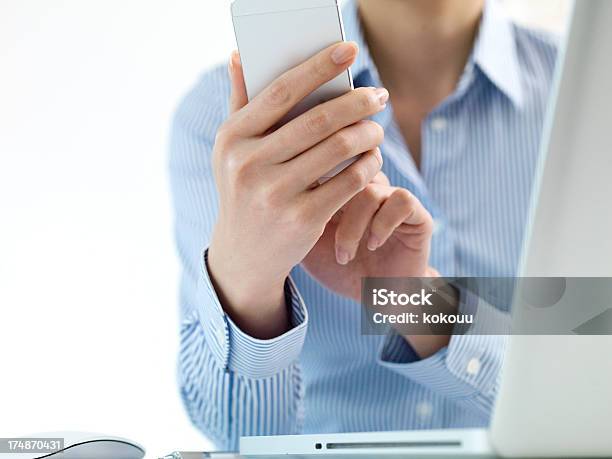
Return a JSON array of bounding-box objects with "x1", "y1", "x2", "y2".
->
[
  {"x1": 369, "y1": 188, "x2": 434, "y2": 250},
  {"x1": 234, "y1": 41, "x2": 358, "y2": 137}
]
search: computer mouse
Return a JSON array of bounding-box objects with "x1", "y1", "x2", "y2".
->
[{"x1": 15, "y1": 431, "x2": 145, "y2": 459}]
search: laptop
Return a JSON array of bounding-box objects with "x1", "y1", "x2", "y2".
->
[{"x1": 240, "y1": 1, "x2": 612, "y2": 457}]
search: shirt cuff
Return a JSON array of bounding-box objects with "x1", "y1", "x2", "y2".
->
[
  {"x1": 196, "y1": 249, "x2": 309, "y2": 379},
  {"x1": 377, "y1": 287, "x2": 508, "y2": 418}
]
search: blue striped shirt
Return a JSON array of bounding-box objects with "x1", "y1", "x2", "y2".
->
[{"x1": 170, "y1": 0, "x2": 558, "y2": 450}]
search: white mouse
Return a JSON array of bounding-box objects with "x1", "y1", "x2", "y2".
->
[{"x1": 12, "y1": 432, "x2": 145, "y2": 459}]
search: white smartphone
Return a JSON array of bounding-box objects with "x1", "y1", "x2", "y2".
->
[{"x1": 231, "y1": 0, "x2": 356, "y2": 180}]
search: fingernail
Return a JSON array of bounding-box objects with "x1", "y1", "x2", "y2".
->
[
  {"x1": 331, "y1": 42, "x2": 357, "y2": 65},
  {"x1": 367, "y1": 234, "x2": 379, "y2": 251},
  {"x1": 375, "y1": 88, "x2": 389, "y2": 106},
  {"x1": 336, "y1": 248, "x2": 350, "y2": 265}
]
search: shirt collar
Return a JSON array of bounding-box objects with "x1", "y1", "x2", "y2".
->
[
  {"x1": 341, "y1": 0, "x2": 524, "y2": 107},
  {"x1": 472, "y1": 0, "x2": 524, "y2": 107}
]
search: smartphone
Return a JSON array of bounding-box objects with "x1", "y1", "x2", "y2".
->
[{"x1": 231, "y1": 0, "x2": 356, "y2": 181}]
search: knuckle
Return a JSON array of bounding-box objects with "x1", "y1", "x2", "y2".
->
[
  {"x1": 360, "y1": 120, "x2": 384, "y2": 147},
  {"x1": 357, "y1": 89, "x2": 377, "y2": 112},
  {"x1": 347, "y1": 167, "x2": 368, "y2": 191},
  {"x1": 305, "y1": 109, "x2": 331, "y2": 135},
  {"x1": 225, "y1": 154, "x2": 255, "y2": 183},
  {"x1": 224, "y1": 154, "x2": 245, "y2": 177},
  {"x1": 214, "y1": 123, "x2": 236, "y2": 150},
  {"x1": 395, "y1": 188, "x2": 414, "y2": 207},
  {"x1": 312, "y1": 55, "x2": 329, "y2": 80},
  {"x1": 266, "y1": 76, "x2": 292, "y2": 107},
  {"x1": 362, "y1": 183, "x2": 379, "y2": 201},
  {"x1": 330, "y1": 131, "x2": 354, "y2": 156}
]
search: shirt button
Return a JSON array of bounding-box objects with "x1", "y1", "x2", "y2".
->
[
  {"x1": 466, "y1": 357, "x2": 481, "y2": 376},
  {"x1": 431, "y1": 117, "x2": 448, "y2": 132},
  {"x1": 415, "y1": 401, "x2": 433, "y2": 419}
]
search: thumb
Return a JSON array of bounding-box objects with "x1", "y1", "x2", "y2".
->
[{"x1": 228, "y1": 50, "x2": 248, "y2": 113}]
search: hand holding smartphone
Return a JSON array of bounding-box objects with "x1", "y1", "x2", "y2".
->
[
  {"x1": 207, "y1": 3, "x2": 387, "y2": 337},
  {"x1": 232, "y1": 0, "x2": 358, "y2": 180}
]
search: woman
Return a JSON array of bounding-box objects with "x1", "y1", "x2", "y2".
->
[{"x1": 170, "y1": 0, "x2": 557, "y2": 449}]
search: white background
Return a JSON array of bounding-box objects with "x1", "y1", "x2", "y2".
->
[{"x1": 0, "y1": 1, "x2": 569, "y2": 457}]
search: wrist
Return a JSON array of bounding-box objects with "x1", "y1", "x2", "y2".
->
[
  {"x1": 208, "y1": 244, "x2": 286, "y2": 304},
  {"x1": 207, "y1": 244, "x2": 291, "y2": 339}
]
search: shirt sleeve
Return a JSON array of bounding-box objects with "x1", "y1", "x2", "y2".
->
[
  {"x1": 199, "y1": 250, "x2": 309, "y2": 378},
  {"x1": 170, "y1": 67, "x2": 308, "y2": 449},
  {"x1": 377, "y1": 287, "x2": 509, "y2": 421}
]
